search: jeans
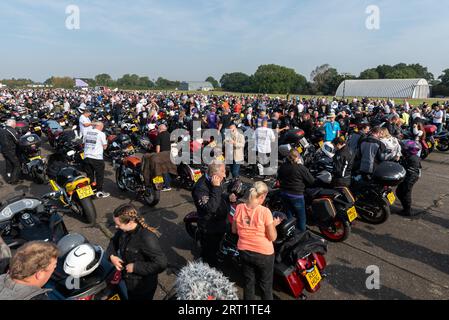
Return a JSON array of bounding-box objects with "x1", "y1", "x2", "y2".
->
[
  {"x1": 435, "y1": 123, "x2": 443, "y2": 134},
  {"x1": 84, "y1": 158, "x2": 105, "y2": 191},
  {"x1": 239, "y1": 250, "x2": 275, "y2": 300},
  {"x1": 162, "y1": 173, "x2": 171, "y2": 189},
  {"x1": 281, "y1": 193, "x2": 307, "y2": 232},
  {"x1": 230, "y1": 163, "x2": 240, "y2": 178}
]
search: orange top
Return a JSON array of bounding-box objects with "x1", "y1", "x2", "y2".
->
[{"x1": 234, "y1": 203, "x2": 274, "y2": 255}]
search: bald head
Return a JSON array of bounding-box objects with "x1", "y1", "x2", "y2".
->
[{"x1": 93, "y1": 121, "x2": 104, "y2": 131}]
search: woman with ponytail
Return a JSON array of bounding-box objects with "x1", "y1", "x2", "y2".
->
[
  {"x1": 107, "y1": 204, "x2": 167, "y2": 300},
  {"x1": 231, "y1": 181, "x2": 282, "y2": 300}
]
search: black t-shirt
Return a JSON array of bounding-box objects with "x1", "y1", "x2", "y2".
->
[
  {"x1": 220, "y1": 114, "x2": 232, "y2": 132},
  {"x1": 155, "y1": 131, "x2": 171, "y2": 152}
]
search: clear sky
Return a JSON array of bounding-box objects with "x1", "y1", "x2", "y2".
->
[{"x1": 1, "y1": 0, "x2": 448, "y2": 82}]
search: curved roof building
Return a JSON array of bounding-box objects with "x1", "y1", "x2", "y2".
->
[{"x1": 335, "y1": 79, "x2": 430, "y2": 99}]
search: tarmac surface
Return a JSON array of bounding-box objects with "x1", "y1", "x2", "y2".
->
[{"x1": 1, "y1": 138, "x2": 448, "y2": 300}]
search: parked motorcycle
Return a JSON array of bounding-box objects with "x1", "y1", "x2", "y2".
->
[
  {"x1": 0, "y1": 192, "x2": 69, "y2": 251},
  {"x1": 17, "y1": 134, "x2": 47, "y2": 184},
  {"x1": 115, "y1": 155, "x2": 163, "y2": 207},
  {"x1": 351, "y1": 162, "x2": 406, "y2": 225},
  {"x1": 265, "y1": 173, "x2": 357, "y2": 243},
  {"x1": 47, "y1": 162, "x2": 97, "y2": 225}
]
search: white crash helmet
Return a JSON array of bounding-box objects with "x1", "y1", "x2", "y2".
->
[
  {"x1": 63, "y1": 244, "x2": 104, "y2": 278},
  {"x1": 322, "y1": 142, "x2": 336, "y2": 158}
]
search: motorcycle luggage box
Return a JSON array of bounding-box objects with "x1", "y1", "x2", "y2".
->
[
  {"x1": 282, "y1": 129, "x2": 305, "y2": 145},
  {"x1": 274, "y1": 262, "x2": 304, "y2": 299},
  {"x1": 311, "y1": 198, "x2": 336, "y2": 221},
  {"x1": 19, "y1": 134, "x2": 41, "y2": 149},
  {"x1": 372, "y1": 161, "x2": 406, "y2": 187},
  {"x1": 276, "y1": 217, "x2": 297, "y2": 242}
]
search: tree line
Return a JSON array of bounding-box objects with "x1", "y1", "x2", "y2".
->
[{"x1": 2, "y1": 63, "x2": 449, "y2": 97}]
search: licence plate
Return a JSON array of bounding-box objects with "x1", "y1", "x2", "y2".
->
[
  {"x1": 131, "y1": 127, "x2": 138, "y2": 132},
  {"x1": 319, "y1": 141, "x2": 324, "y2": 148},
  {"x1": 153, "y1": 176, "x2": 164, "y2": 185},
  {"x1": 108, "y1": 294, "x2": 121, "y2": 301},
  {"x1": 35, "y1": 126, "x2": 41, "y2": 131},
  {"x1": 347, "y1": 206, "x2": 358, "y2": 223},
  {"x1": 434, "y1": 140, "x2": 439, "y2": 147},
  {"x1": 29, "y1": 156, "x2": 42, "y2": 161},
  {"x1": 387, "y1": 192, "x2": 396, "y2": 205},
  {"x1": 297, "y1": 146, "x2": 303, "y2": 154},
  {"x1": 80, "y1": 152, "x2": 85, "y2": 160},
  {"x1": 193, "y1": 171, "x2": 202, "y2": 182},
  {"x1": 305, "y1": 266, "x2": 322, "y2": 290},
  {"x1": 76, "y1": 185, "x2": 94, "y2": 199},
  {"x1": 428, "y1": 142, "x2": 433, "y2": 148}
]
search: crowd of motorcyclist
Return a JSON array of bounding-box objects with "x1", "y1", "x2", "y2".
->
[{"x1": 0, "y1": 88, "x2": 448, "y2": 300}]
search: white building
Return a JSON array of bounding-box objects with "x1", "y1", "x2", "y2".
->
[{"x1": 335, "y1": 79, "x2": 430, "y2": 99}]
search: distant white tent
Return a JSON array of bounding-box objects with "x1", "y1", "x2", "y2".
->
[
  {"x1": 75, "y1": 79, "x2": 89, "y2": 88},
  {"x1": 335, "y1": 79, "x2": 430, "y2": 99}
]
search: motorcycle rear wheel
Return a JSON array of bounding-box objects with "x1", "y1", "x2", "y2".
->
[
  {"x1": 318, "y1": 218, "x2": 351, "y2": 242},
  {"x1": 356, "y1": 198, "x2": 390, "y2": 225},
  {"x1": 74, "y1": 197, "x2": 97, "y2": 226},
  {"x1": 115, "y1": 167, "x2": 127, "y2": 191},
  {"x1": 143, "y1": 187, "x2": 160, "y2": 207}
]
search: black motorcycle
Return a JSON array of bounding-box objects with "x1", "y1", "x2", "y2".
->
[
  {"x1": 17, "y1": 134, "x2": 47, "y2": 184},
  {"x1": 351, "y1": 162, "x2": 406, "y2": 225},
  {"x1": 0, "y1": 192, "x2": 69, "y2": 251}
]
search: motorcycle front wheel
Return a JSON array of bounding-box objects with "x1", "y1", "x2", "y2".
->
[{"x1": 115, "y1": 167, "x2": 127, "y2": 191}]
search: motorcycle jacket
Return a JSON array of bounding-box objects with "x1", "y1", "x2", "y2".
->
[
  {"x1": 192, "y1": 175, "x2": 230, "y2": 235},
  {"x1": 0, "y1": 126, "x2": 19, "y2": 153},
  {"x1": 333, "y1": 146, "x2": 354, "y2": 181}
]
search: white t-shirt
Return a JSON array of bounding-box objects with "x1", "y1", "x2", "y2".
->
[
  {"x1": 79, "y1": 115, "x2": 91, "y2": 137},
  {"x1": 63, "y1": 102, "x2": 70, "y2": 112},
  {"x1": 136, "y1": 103, "x2": 143, "y2": 114},
  {"x1": 297, "y1": 103, "x2": 305, "y2": 114},
  {"x1": 83, "y1": 129, "x2": 107, "y2": 160},
  {"x1": 433, "y1": 110, "x2": 443, "y2": 124},
  {"x1": 254, "y1": 127, "x2": 276, "y2": 154}
]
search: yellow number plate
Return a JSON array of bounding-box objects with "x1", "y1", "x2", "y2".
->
[
  {"x1": 108, "y1": 294, "x2": 121, "y2": 301},
  {"x1": 347, "y1": 206, "x2": 358, "y2": 223},
  {"x1": 34, "y1": 126, "x2": 41, "y2": 131},
  {"x1": 434, "y1": 140, "x2": 439, "y2": 147},
  {"x1": 305, "y1": 266, "x2": 322, "y2": 290},
  {"x1": 131, "y1": 127, "x2": 139, "y2": 132},
  {"x1": 193, "y1": 172, "x2": 202, "y2": 183},
  {"x1": 153, "y1": 176, "x2": 164, "y2": 185},
  {"x1": 76, "y1": 185, "x2": 94, "y2": 200},
  {"x1": 319, "y1": 141, "x2": 324, "y2": 148},
  {"x1": 29, "y1": 156, "x2": 42, "y2": 161},
  {"x1": 80, "y1": 152, "x2": 85, "y2": 160},
  {"x1": 428, "y1": 142, "x2": 433, "y2": 148},
  {"x1": 387, "y1": 192, "x2": 396, "y2": 205},
  {"x1": 297, "y1": 146, "x2": 303, "y2": 154}
]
